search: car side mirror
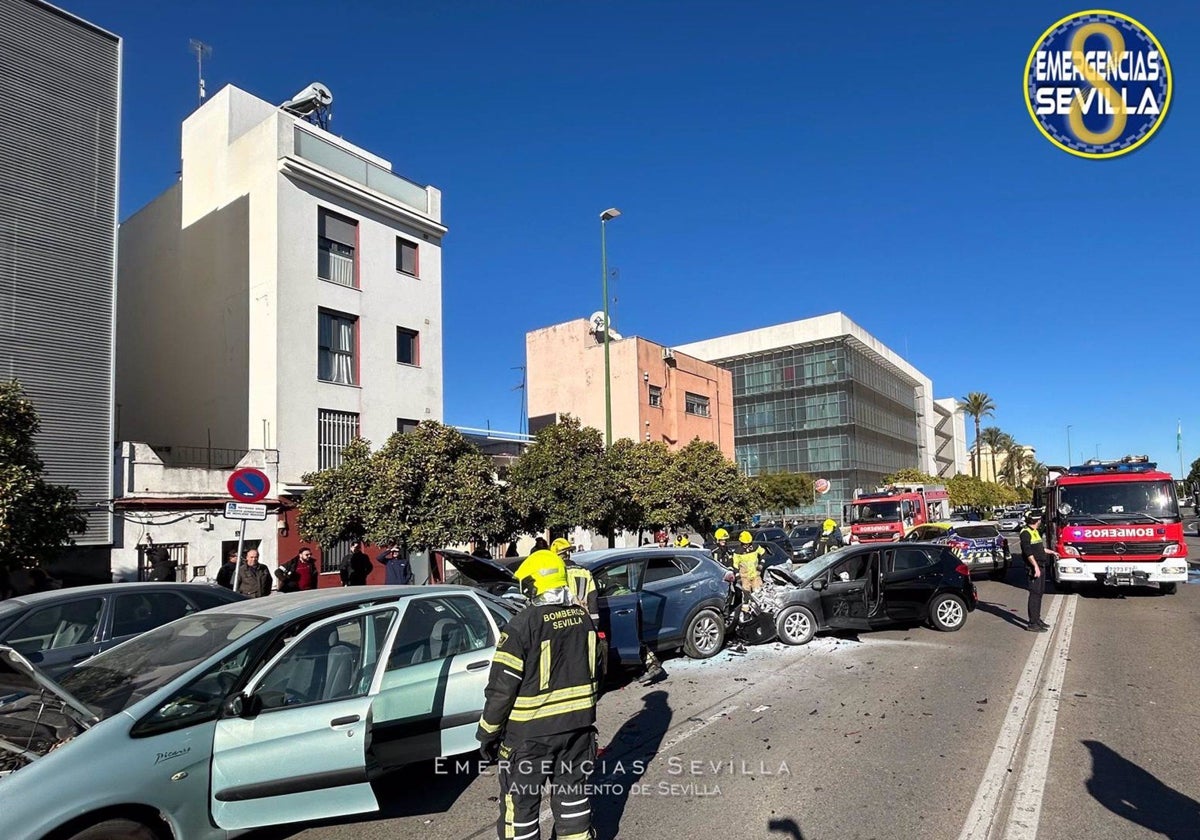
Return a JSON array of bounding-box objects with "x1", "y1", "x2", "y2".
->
[
  {"x1": 222, "y1": 693, "x2": 251, "y2": 718},
  {"x1": 811, "y1": 579, "x2": 826, "y2": 591}
]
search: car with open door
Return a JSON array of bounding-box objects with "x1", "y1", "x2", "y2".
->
[
  {"x1": 575, "y1": 547, "x2": 729, "y2": 665},
  {"x1": 764, "y1": 543, "x2": 978, "y2": 646},
  {"x1": 0, "y1": 586, "x2": 520, "y2": 840}
]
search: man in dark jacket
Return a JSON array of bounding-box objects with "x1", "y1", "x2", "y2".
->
[
  {"x1": 340, "y1": 541, "x2": 373, "y2": 586},
  {"x1": 478, "y1": 550, "x2": 604, "y2": 840},
  {"x1": 379, "y1": 545, "x2": 414, "y2": 586},
  {"x1": 275, "y1": 547, "x2": 319, "y2": 593},
  {"x1": 147, "y1": 546, "x2": 177, "y2": 582},
  {"x1": 215, "y1": 549, "x2": 238, "y2": 589},
  {"x1": 236, "y1": 549, "x2": 274, "y2": 598}
]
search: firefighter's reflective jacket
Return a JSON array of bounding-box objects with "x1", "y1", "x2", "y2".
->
[
  {"x1": 565, "y1": 563, "x2": 599, "y2": 621},
  {"x1": 477, "y1": 597, "x2": 604, "y2": 744}
]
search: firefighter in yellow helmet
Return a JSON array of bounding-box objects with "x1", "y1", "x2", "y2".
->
[
  {"x1": 553, "y1": 537, "x2": 600, "y2": 626},
  {"x1": 814, "y1": 518, "x2": 844, "y2": 557},
  {"x1": 479, "y1": 550, "x2": 604, "y2": 840},
  {"x1": 712, "y1": 528, "x2": 734, "y2": 567},
  {"x1": 731, "y1": 531, "x2": 765, "y2": 611}
]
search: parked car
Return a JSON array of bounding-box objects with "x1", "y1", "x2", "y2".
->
[
  {"x1": 787, "y1": 525, "x2": 823, "y2": 561},
  {"x1": 576, "y1": 547, "x2": 730, "y2": 663},
  {"x1": 997, "y1": 512, "x2": 1024, "y2": 533},
  {"x1": 901, "y1": 522, "x2": 1009, "y2": 579},
  {"x1": 764, "y1": 543, "x2": 978, "y2": 645},
  {"x1": 0, "y1": 583, "x2": 244, "y2": 679},
  {"x1": 0, "y1": 586, "x2": 522, "y2": 840}
]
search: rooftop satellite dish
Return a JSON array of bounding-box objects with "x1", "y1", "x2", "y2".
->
[
  {"x1": 282, "y1": 83, "x2": 333, "y2": 129},
  {"x1": 589, "y1": 311, "x2": 608, "y2": 334}
]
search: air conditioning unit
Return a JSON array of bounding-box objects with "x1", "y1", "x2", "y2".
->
[{"x1": 661, "y1": 347, "x2": 675, "y2": 361}]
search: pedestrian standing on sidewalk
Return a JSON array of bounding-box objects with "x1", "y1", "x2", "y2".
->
[
  {"x1": 276, "y1": 547, "x2": 319, "y2": 592},
  {"x1": 1019, "y1": 511, "x2": 1056, "y2": 632},
  {"x1": 340, "y1": 540, "x2": 373, "y2": 586},
  {"x1": 236, "y1": 549, "x2": 274, "y2": 598},
  {"x1": 379, "y1": 544, "x2": 414, "y2": 586}
]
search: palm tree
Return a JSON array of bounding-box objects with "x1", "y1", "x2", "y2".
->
[
  {"x1": 979, "y1": 427, "x2": 1012, "y2": 483},
  {"x1": 961, "y1": 392, "x2": 996, "y2": 478},
  {"x1": 1002, "y1": 443, "x2": 1031, "y2": 487},
  {"x1": 1028, "y1": 461, "x2": 1049, "y2": 489}
]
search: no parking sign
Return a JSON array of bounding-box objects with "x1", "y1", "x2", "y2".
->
[{"x1": 227, "y1": 468, "x2": 271, "y2": 503}]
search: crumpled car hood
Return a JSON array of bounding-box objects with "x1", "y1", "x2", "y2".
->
[{"x1": 0, "y1": 646, "x2": 94, "y2": 775}]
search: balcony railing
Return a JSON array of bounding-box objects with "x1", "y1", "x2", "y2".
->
[
  {"x1": 150, "y1": 445, "x2": 248, "y2": 469},
  {"x1": 294, "y1": 129, "x2": 429, "y2": 215}
]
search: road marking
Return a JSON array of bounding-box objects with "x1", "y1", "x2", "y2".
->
[
  {"x1": 1002, "y1": 594, "x2": 1078, "y2": 840},
  {"x1": 956, "y1": 594, "x2": 1065, "y2": 840},
  {"x1": 658, "y1": 705, "x2": 739, "y2": 752}
]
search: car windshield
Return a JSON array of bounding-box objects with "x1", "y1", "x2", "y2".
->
[
  {"x1": 790, "y1": 527, "x2": 820, "y2": 538},
  {"x1": 1059, "y1": 480, "x2": 1180, "y2": 523},
  {"x1": 793, "y1": 546, "x2": 857, "y2": 583},
  {"x1": 850, "y1": 502, "x2": 901, "y2": 523},
  {"x1": 58, "y1": 613, "x2": 264, "y2": 719},
  {"x1": 954, "y1": 525, "x2": 999, "y2": 539}
]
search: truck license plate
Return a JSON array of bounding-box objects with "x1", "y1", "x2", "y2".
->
[{"x1": 1109, "y1": 566, "x2": 1133, "y2": 574}]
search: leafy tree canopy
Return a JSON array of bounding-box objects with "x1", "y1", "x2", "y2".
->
[
  {"x1": 506, "y1": 415, "x2": 612, "y2": 536},
  {"x1": 882, "y1": 469, "x2": 942, "y2": 485},
  {"x1": 754, "y1": 471, "x2": 815, "y2": 514},
  {"x1": 0, "y1": 380, "x2": 87, "y2": 571},
  {"x1": 671, "y1": 438, "x2": 758, "y2": 537},
  {"x1": 605, "y1": 439, "x2": 682, "y2": 533}
]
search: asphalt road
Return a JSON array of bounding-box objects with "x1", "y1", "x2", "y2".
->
[{"x1": 251, "y1": 532, "x2": 1200, "y2": 840}]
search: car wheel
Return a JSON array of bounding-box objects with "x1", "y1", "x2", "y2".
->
[
  {"x1": 683, "y1": 608, "x2": 725, "y2": 659},
  {"x1": 66, "y1": 819, "x2": 164, "y2": 840},
  {"x1": 775, "y1": 605, "x2": 816, "y2": 645},
  {"x1": 929, "y1": 593, "x2": 967, "y2": 632},
  {"x1": 1160, "y1": 583, "x2": 1177, "y2": 595}
]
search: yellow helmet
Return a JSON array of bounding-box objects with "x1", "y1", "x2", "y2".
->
[
  {"x1": 822, "y1": 518, "x2": 837, "y2": 533},
  {"x1": 676, "y1": 535, "x2": 691, "y2": 547},
  {"x1": 738, "y1": 531, "x2": 753, "y2": 544},
  {"x1": 550, "y1": 537, "x2": 573, "y2": 556},
  {"x1": 714, "y1": 528, "x2": 730, "y2": 541},
  {"x1": 514, "y1": 550, "x2": 568, "y2": 598}
]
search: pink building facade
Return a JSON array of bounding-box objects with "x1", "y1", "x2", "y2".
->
[{"x1": 526, "y1": 319, "x2": 734, "y2": 457}]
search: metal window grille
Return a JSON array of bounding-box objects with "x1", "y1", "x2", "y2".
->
[
  {"x1": 137, "y1": 543, "x2": 189, "y2": 582},
  {"x1": 322, "y1": 539, "x2": 351, "y2": 574},
  {"x1": 648, "y1": 385, "x2": 662, "y2": 408},
  {"x1": 318, "y1": 409, "x2": 360, "y2": 470},
  {"x1": 684, "y1": 392, "x2": 710, "y2": 417}
]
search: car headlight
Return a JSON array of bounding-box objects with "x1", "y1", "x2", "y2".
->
[
  {"x1": 1162, "y1": 544, "x2": 1181, "y2": 556},
  {"x1": 1062, "y1": 545, "x2": 1081, "y2": 557},
  {"x1": 1162, "y1": 564, "x2": 1187, "y2": 575}
]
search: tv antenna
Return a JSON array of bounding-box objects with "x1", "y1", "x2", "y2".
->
[{"x1": 188, "y1": 39, "x2": 212, "y2": 107}]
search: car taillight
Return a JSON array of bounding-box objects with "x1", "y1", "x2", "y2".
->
[{"x1": 956, "y1": 562, "x2": 971, "y2": 578}]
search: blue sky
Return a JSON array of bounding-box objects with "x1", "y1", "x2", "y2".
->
[{"x1": 71, "y1": 0, "x2": 1199, "y2": 474}]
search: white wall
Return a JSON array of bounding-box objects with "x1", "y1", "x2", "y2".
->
[{"x1": 111, "y1": 442, "x2": 281, "y2": 582}]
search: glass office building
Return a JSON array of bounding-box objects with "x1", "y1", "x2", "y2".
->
[{"x1": 677, "y1": 313, "x2": 949, "y2": 520}]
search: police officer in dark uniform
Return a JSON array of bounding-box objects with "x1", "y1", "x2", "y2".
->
[
  {"x1": 478, "y1": 550, "x2": 605, "y2": 840},
  {"x1": 1019, "y1": 510, "x2": 1056, "y2": 632}
]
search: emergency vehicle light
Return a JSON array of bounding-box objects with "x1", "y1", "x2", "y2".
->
[{"x1": 1067, "y1": 461, "x2": 1157, "y2": 475}]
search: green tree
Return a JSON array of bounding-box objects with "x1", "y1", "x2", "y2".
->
[
  {"x1": 506, "y1": 415, "x2": 612, "y2": 536},
  {"x1": 1001, "y1": 443, "x2": 1031, "y2": 488},
  {"x1": 979, "y1": 427, "x2": 1012, "y2": 484},
  {"x1": 605, "y1": 439, "x2": 682, "y2": 534},
  {"x1": 883, "y1": 468, "x2": 942, "y2": 485},
  {"x1": 946, "y1": 474, "x2": 989, "y2": 510},
  {"x1": 0, "y1": 380, "x2": 88, "y2": 572},
  {"x1": 298, "y1": 422, "x2": 511, "y2": 553},
  {"x1": 1186, "y1": 456, "x2": 1200, "y2": 487},
  {"x1": 297, "y1": 437, "x2": 375, "y2": 547},
  {"x1": 368, "y1": 423, "x2": 510, "y2": 550},
  {"x1": 961, "y1": 392, "x2": 996, "y2": 478},
  {"x1": 1028, "y1": 461, "x2": 1049, "y2": 490},
  {"x1": 670, "y1": 439, "x2": 758, "y2": 537},
  {"x1": 754, "y1": 471, "x2": 815, "y2": 515}
]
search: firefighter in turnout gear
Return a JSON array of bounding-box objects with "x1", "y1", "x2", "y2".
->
[
  {"x1": 478, "y1": 550, "x2": 604, "y2": 840},
  {"x1": 731, "y1": 531, "x2": 765, "y2": 611},
  {"x1": 554, "y1": 537, "x2": 607, "y2": 670},
  {"x1": 712, "y1": 528, "x2": 734, "y2": 567},
  {"x1": 814, "y1": 518, "x2": 843, "y2": 557}
]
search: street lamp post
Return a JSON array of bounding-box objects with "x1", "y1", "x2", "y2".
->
[
  {"x1": 1066, "y1": 425, "x2": 1073, "y2": 467},
  {"x1": 600, "y1": 208, "x2": 621, "y2": 447}
]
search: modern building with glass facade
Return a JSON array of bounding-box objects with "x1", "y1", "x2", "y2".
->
[{"x1": 676, "y1": 313, "x2": 965, "y2": 518}]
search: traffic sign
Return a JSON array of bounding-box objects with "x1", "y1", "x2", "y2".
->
[
  {"x1": 227, "y1": 468, "x2": 271, "y2": 503},
  {"x1": 224, "y1": 502, "x2": 268, "y2": 521}
]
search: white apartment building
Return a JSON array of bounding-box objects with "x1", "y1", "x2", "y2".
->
[{"x1": 117, "y1": 84, "x2": 445, "y2": 494}]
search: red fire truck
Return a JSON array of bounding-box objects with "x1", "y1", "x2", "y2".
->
[
  {"x1": 1034, "y1": 456, "x2": 1188, "y2": 593},
  {"x1": 848, "y1": 483, "x2": 951, "y2": 544}
]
